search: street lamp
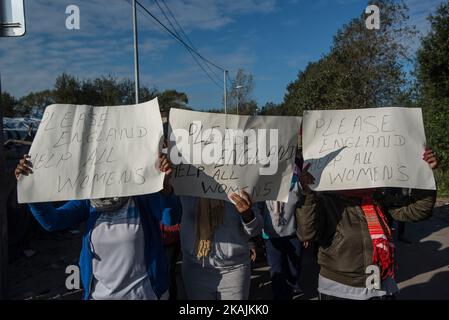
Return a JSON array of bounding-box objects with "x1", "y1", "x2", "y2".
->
[{"x1": 235, "y1": 85, "x2": 243, "y2": 115}]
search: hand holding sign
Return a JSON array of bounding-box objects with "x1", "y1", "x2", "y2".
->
[
  {"x1": 159, "y1": 153, "x2": 174, "y2": 195},
  {"x1": 168, "y1": 108, "x2": 302, "y2": 202},
  {"x1": 423, "y1": 148, "x2": 438, "y2": 169},
  {"x1": 159, "y1": 153, "x2": 173, "y2": 176},
  {"x1": 229, "y1": 191, "x2": 255, "y2": 223},
  {"x1": 302, "y1": 107, "x2": 436, "y2": 192},
  {"x1": 17, "y1": 99, "x2": 165, "y2": 203},
  {"x1": 15, "y1": 154, "x2": 33, "y2": 179}
]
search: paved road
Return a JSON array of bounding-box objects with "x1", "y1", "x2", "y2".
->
[
  {"x1": 395, "y1": 201, "x2": 449, "y2": 299},
  {"x1": 247, "y1": 200, "x2": 449, "y2": 300}
]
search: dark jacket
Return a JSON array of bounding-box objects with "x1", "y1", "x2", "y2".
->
[{"x1": 295, "y1": 189, "x2": 436, "y2": 287}]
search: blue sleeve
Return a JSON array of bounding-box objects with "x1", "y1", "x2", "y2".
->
[
  {"x1": 28, "y1": 200, "x2": 90, "y2": 232},
  {"x1": 144, "y1": 192, "x2": 182, "y2": 226}
]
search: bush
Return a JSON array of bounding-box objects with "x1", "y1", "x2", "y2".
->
[{"x1": 435, "y1": 169, "x2": 449, "y2": 197}]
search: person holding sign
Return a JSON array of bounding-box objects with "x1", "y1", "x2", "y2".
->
[
  {"x1": 296, "y1": 148, "x2": 438, "y2": 300},
  {"x1": 15, "y1": 153, "x2": 180, "y2": 300},
  {"x1": 179, "y1": 192, "x2": 263, "y2": 300}
]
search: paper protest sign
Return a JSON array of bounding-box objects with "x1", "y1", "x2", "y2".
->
[
  {"x1": 302, "y1": 107, "x2": 436, "y2": 191},
  {"x1": 168, "y1": 108, "x2": 302, "y2": 202},
  {"x1": 17, "y1": 99, "x2": 164, "y2": 203}
]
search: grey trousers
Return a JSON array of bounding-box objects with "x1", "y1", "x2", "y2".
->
[{"x1": 182, "y1": 259, "x2": 251, "y2": 300}]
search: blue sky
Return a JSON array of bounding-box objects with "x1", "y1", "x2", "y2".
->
[{"x1": 0, "y1": 0, "x2": 444, "y2": 110}]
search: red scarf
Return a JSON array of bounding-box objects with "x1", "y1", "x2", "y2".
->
[{"x1": 361, "y1": 196, "x2": 395, "y2": 280}]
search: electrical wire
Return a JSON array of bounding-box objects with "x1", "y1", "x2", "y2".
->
[
  {"x1": 151, "y1": 0, "x2": 223, "y2": 87},
  {"x1": 134, "y1": 0, "x2": 226, "y2": 72},
  {"x1": 125, "y1": 0, "x2": 223, "y2": 90},
  {"x1": 158, "y1": 0, "x2": 222, "y2": 81}
]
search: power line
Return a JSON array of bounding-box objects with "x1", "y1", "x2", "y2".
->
[
  {"x1": 124, "y1": 0, "x2": 223, "y2": 89},
  {"x1": 150, "y1": 0, "x2": 223, "y2": 87},
  {"x1": 125, "y1": 0, "x2": 168, "y2": 38},
  {"x1": 153, "y1": 0, "x2": 182, "y2": 42},
  {"x1": 160, "y1": 0, "x2": 196, "y2": 50},
  {"x1": 158, "y1": 0, "x2": 222, "y2": 81},
  {"x1": 133, "y1": 0, "x2": 226, "y2": 72}
]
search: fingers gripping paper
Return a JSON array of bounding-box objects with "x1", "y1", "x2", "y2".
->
[
  {"x1": 302, "y1": 107, "x2": 436, "y2": 191},
  {"x1": 168, "y1": 109, "x2": 302, "y2": 202},
  {"x1": 17, "y1": 99, "x2": 164, "y2": 203}
]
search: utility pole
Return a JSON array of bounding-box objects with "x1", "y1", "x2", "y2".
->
[
  {"x1": 236, "y1": 85, "x2": 243, "y2": 115},
  {"x1": 132, "y1": 0, "x2": 140, "y2": 104},
  {"x1": 223, "y1": 70, "x2": 228, "y2": 115}
]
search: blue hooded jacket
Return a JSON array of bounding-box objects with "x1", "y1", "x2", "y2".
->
[{"x1": 28, "y1": 192, "x2": 181, "y2": 300}]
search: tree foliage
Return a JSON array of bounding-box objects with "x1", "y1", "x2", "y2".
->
[
  {"x1": 15, "y1": 90, "x2": 55, "y2": 117},
  {"x1": 227, "y1": 69, "x2": 257, "y2": 115},
  {"x1": 417, "y1": 2, "x2": 449, "y2": 101},
  {"x1": 259, "y1": 102, "x2": 285, "y2": 115},
  {"x1": 283, "y1": 0, "x2": 416, "y2": 115},
  {"x1": 157, "y1": 89, "x2": 189, "y2": 113},
  {"x1": 3, "y1": 73, "x2": 190, "y2": 117},
  {"x1": 1, "y1": 92, "x2": 18, "y2": 118},
  {"x1": 416, "y1": 1, "x2": 449, "y2": 173}
]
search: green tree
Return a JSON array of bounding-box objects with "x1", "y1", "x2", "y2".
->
[
  {"x1": 415, "y1": 1, "x2": 449, "y2": 191},
  {"x1": 235, "y1": 100, "x2": 258, "y2": 116},
  {"x1": 157, "y1": 89, "x2": 189, "y2": 114},
  {"x1": 259, "y1": 102, "x2": 284, "y2": 115},
  {"x1": 417, "y1": 2, "x2": 449, "y2": 101},
  {"x1": 283, "y1": 56, "x2": 344, "y2": 115},
  {"x1": 1, "y1": 92, "x2": 18, "y2": 117},
  {"x1": 16, "y1": 90, "x2": 54, "y2": 117},
  {"x1": 81, "y1": 77, "x2": 159, "y2": 106},
  {"x1": 53, "y1": 73, "x2": 83, "y2": 104},
  {"x1": 283, "y1": 0, "x2": 416, "y2": 115},
  {"x1": 227, "y1": 69, "x2": 256, "y2": 115},
  {"x1": 8, "y1": 73, "x2": 190, "y2": 118}
]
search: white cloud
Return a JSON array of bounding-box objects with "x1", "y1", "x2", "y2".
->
[
  {"x1": 396, "y1": 0, "x2": 446, "y2": 55},
  {"x1": 404, "y1": 0, "x2": 444, "y2": 35},
  {"x1": 0, "y1": 0, "x2": 277, "y2": 100},
  {"x1": 155, "y1": 0, "x2": 276, "y2": 30}
]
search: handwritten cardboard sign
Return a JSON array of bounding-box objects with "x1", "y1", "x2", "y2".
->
[
  {"x1": 17, "y1": 99, "x2": 165, "y2": 203},
  {"x1": 302, "y1": 107, "x2": 436, "y2": 191},
  {"x1": 168, "y1": 109, "x2": 302, "y2": 202}
]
